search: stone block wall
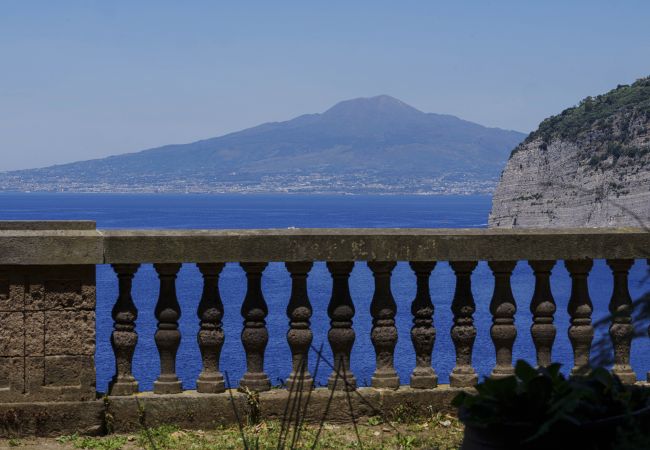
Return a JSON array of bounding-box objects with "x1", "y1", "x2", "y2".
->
[{"x1": 0, "y1": 265, "x2": 96, "y2": 402}]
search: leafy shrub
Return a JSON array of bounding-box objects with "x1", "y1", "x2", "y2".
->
[
  {"x1": 525, "y1": 76, "x2": 650, "y2": 144},
  {"x1": 453, "y1": 361, "x2": 650, "y2": 447}
]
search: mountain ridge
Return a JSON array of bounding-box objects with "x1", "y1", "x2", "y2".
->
[{"x1": 0, "y1": 95, "x2": 526, "y2": 194}]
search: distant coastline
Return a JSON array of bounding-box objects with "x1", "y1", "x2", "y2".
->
[
  {"x1": 0, "y1": 188, "x2": 495, "y2": 196},
  {"x1": 0, "y1": 174, "x2": 498, "y2": 196}
]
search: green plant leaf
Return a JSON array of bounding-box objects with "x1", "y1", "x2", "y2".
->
[{"x1": 514, "y1": 360, "x2": 538, "y2": 383}]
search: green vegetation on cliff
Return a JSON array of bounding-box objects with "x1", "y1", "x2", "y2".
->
[
  {"x1": 533, "y1": 76, "x2": 650, "y2": 142},
  {"x1": 513, "y1": 76, "x2": 650, "y2": 167}
]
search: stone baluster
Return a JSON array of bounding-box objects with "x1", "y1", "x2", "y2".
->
[
  {"x1": 607, "y1": 259, "x2": 636, "y2": 383},
  {"x1": 488, "y1": 261, "x2": 517, "y2": 379},
  {"x1": 565, "y1": 259, "x2": 594, "y2": 376},
  {"x1": 153, "y1": 263, "x2": 183, "y2": 394},
  {"x1": 529, "y1": 260, "x2": 557, "y2": 367},
  {"x1": 449, "y1": 261, "x2": 478, "y2": 387},
  {"x1": 409, "y1": 261, "x2": 438, "y2": 389},
  {"x1": 109, "y1": 264, "x2": 140, "y2": 395},
  {"x1": 326, "y1": 262, "x2": 357, "y2": 391},
  {"x1": 285, "y1": 262, "x2": 314, "y2": 391},
  {"x1": 368, "y1": 261, "x2": 399, "y2": 389},
  {"x1": 239, "y1": 262, "x2": 271, "y2": 392},
  {"x1": 196, "y1": 263, "x2": 226, "y2": 393}
]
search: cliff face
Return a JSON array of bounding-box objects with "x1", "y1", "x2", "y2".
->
[{"x1": 489, "y1": 78, "x2": 650, "y2": 228}]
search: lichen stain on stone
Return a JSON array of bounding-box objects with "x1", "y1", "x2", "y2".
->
[{"x1": 350, "y1": 240, "x2": 367, "y2": 257}]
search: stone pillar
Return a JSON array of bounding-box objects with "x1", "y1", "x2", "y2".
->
[
  {"x1": 529, "y1": 260, "x2": 556, "y2": 367},
  {"x1": 488, "y1": 261, "x2": 517, "y2": 379},
  {"x1": 196, "y1": 263, "x2": 226, "y2": 393},
  {"x1": 109, "y1": 264, "x2": 140, "y2": 395},
  {"x1": 153, "y1": 263, "x2": 183, "y2": 394},
  {"x1": 565, "y1": 259, "x2": 594, "y2": 376},
  {"x1": 0, "y1": 221, "x2": 99, "y2": 403},
  {"x1": 326, "y1": 262, "x2": 356, "y2": 391},
  {"x1": 368, "y1": 261, "x2": 399, "y2": 389},
  {"x1": 409, "y1": 261, "x2": 438, "y2": 389},
  {"x1": 239, "y1": 262, "x2": 271, "y2": 392},
  {"x1": 449, "y1": 261, "x2": 478, "y2": 387},
  {"x1": 606, "y1": 259, "x2": 635, "y2": 383},
  {"x1": 0, "y1": 265, "x2": 97, "y2": 402},
  {"x1": 285, "y1": 262, "x2": 314, "y2": 391}
]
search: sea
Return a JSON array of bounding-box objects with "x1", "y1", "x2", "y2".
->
[{"x1": 1, "y1": 192, "x2": 648, "y2": 392}]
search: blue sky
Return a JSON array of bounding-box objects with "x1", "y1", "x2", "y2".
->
[{"x1": 1, "y1": 1, "x2": 649, "y2": 171}]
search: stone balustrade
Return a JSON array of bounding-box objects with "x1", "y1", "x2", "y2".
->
[{"x1": 0, "y1": 221, "x2": 649, "y2": 436}]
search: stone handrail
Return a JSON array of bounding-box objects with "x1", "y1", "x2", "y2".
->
[
  {"x1": 0, "y1": 220, "x2": 649, "y2": 435},
  {"x1": 1, "y1": 223, "x2": 649, "y2": 264}
]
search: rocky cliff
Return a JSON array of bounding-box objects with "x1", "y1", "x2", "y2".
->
[{"x1": 489, "y1": 78, "x2": 650, "y2": 228}]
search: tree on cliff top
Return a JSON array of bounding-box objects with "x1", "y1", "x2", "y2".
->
[{"x1": 529, "y1": 76, "x2": 650, "y2": 143}]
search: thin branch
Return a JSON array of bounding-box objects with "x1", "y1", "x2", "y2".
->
[{"x1": 225, "y1": 371, "x2": 249, "y2": 450}]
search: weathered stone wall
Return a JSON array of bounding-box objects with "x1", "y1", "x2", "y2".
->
[{"x1": 0, "y1": 265, "x2": 96, "y2": 403}]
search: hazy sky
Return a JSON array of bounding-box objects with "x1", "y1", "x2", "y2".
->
[{"x1": 1, "y1": 1, "x2": 649, "y2": 171}]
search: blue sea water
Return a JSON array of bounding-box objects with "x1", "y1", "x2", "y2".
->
[{"x1": 0, "y1": 193, "x2": 648, "y2": 392}]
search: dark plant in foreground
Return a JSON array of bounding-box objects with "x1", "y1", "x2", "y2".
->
[{"x1": 453, "y1": 360, "x2": 650, "y2": 449}]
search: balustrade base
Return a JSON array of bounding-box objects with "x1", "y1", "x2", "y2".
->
[
  {"x1": 410, "y1": 369, "x2": 438, "y2": 389},
  {"x1": 612, "y1": 368, "x2": 636, "y2": 385},
  {"x1": 0, "y1": 400, "x2": 105, "y2": 437},
  {"x1": 196, "y1": 373, "x2": 225, "y2": 394},
  {"x1": 239, "y1": 373, "x2": 271, "y2": 392},
  {"x1": 286, "y1": 374, "x2": 314, "y2": 392},
  {"x1": 0, "y1": 385, "x2": 473, "y2": 437},
  {"x1": 449, "y1": 369, "x2": 478, "y2": 388},
  {"x1": 6, "y1": 380, "x2": 650, "y2": 437},
  {"x1": 106, "y1": 385, "x2": 469, "y2": 434},
  {"x1": 489, "y1": 367, "x2": 515, "y2": 380},
  {"x1": 153, "y1": 378, "x2": 183, "y2": 395},
  {"x1": 108, "y1": 377, "x2": 139, "y2": 396},
  {"x1": 328, "y1": 373, "x2": 357, "y2": 391},
  {"x1": 371, "y1": 371, "x2": 400, "y2": 390}
]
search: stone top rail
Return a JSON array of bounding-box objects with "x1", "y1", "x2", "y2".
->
[
  {"x1": 0, "y1": 220, "x2": 97, "y2": 230},
  {"x1": 0, "y1": 221, "x2": 649, "y2": 265}
]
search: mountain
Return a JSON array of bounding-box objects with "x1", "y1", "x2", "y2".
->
[
  {"x1": 0, "y1": 95, "x2": 526, "y2": 194},
  {"x1": 489, "y1": 77, "x2": 650, "y2": 228}
]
